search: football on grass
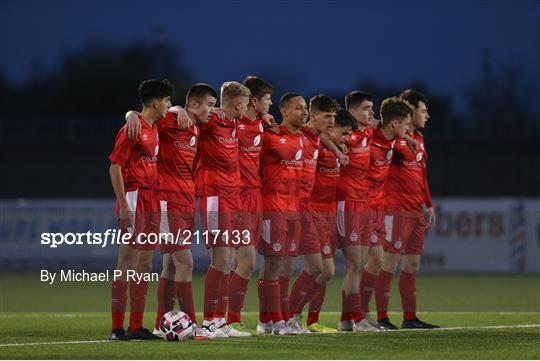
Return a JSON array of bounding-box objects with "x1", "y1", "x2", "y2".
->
[{"x1": 159, "y1": 310, "x2": 193, "y2": 341}]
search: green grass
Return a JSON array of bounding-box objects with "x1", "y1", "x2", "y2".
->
[{"x1": 1, "y1": 274, "x2": 540, "y2": 359}]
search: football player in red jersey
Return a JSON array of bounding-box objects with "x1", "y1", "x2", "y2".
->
[
  {"x1": 358, "y1": 97, "x2": 414, "y2": 330},
  {"x1": 335, "y1": 91, "x2": 381, "y2": 332},
  {"x1": 124, "y1": 83, "x2": 219, "y2": 339},
  {"x1": 194, "y1": 82, "x2": 252, "y2": 337},
  {"x1": 375, "y1": 90, "x2": 440, "y2": 330},
  {"x1": 304, "y1": 109, "x2": 355, "y2": 333},
  {"x1": 286, "y1": 95, "x2": 338, "y2": 333},
  {"x1": 108, "y1": 79, "x2": 174, "y2": 341},
  {"x1": 256, "y1": 93, "x2": 307, "y2": 335},
  {"x1": 223, "y1": 76, "x2": 274, "y2": 335}
]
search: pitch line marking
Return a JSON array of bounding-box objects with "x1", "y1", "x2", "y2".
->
[{"x1": 0, "y1": 324, "x2": 539, "y2": 347}]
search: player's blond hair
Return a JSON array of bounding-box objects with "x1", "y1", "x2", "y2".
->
[{"x1": 220, "y1": 81, "x2": 251, "y2": 106}]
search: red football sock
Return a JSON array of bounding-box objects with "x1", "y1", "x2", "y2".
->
[
  {"x1": 375, "y1": 270, "x2": 393, "y2": 321},
  {"x1": 262, "y1": 280, "x2": 282, "y2": 323},
  {"x1": 227, "y1": 272, "x2": 249, "y2": 324},
  {"x1": 154, "y1": 277, "x2": 174, "y2": 330},
  {"x1": 175, "y1": 281, "x2": 197, "y2": 324},
  {"x1": 215, "y1": 272, "x2": 230, "y2": 319},
  {"x1": 129, "y1": 280, "x2": 148, "y2": 331},
  {"x1": 399, "y1": 271, "x2": 417, "y2": 321},
  {"x1": 279, "y1": 276, "x2": 290, "y2": 321},
  {"x1": 111, "y1": 280, "x2": 128, "y2": 330},
  {"x1": 289, "y1": 270, "x2": 319, "y2": 315},
  {"x1": 257, "y1": 279, "x2": 271, "y2": 323},
  {"x1": 204, "y1": 266, "x2": 225, "y2": 321},
  {"x1": 340, "y1": 291, "x2": 362, "y2": 322},
  {"x1": 307, "y1": 284, "x2": 326, "y2": 325},
  {"x1": 360, "y1": 270, "x2": 377, "y2": 319}
]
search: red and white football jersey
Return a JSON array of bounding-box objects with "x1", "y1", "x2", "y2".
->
[
  {"x1": 237, "y1": 116, "x2": 264, "y2": 189},
  {"x1": 367, "y1": 128, "x2": 395, "y2": 206},
  {"x1": 109, "y1": 115, "x2": 159, "y2": 191}
]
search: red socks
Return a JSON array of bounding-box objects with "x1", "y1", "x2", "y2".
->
[
  {"x1": 360, "y1": 270, "x2": 377, "y2": 317},
  {"x1": 258, "y1": 279, "x2": 271, "y2": 323},
  {"x1": 154, "y1": 277, "x2": 175, "y2": 329},
  {"x1": 204, "y1": 266, "x2": 225, "y2": 321},
  {"x1": 111, "y1": 280, "x2": 128, "y2": 330},
  {"x1": 399, "y1": 271, "x2": 417, "y2": 321},
  {"x1": 279, "y1": 277, "x2": 290, "y2": 321},
  {"x1": 340, "y1": 291, "x2": 361, "y2": 322},
  {"x1": 307, "y1": 284, "x2": 326, "y2": 325},
  {"x1": 227, "y1": 272, "x2": 249, "y2": 324},
  {"x1": 129, "y1": 280, "x2": 148, "y2": 331},
  {"x1": 375, "y1": 270, "x2": 393, "y2": 321},
  {"x1": 175, "y1": 281, "x2": 197, "y2": 324},
  {"x1": 215, "y1": 272, "x2": 230, "y2": 319},
  {"x1": 289, "y1": 270, "x2": 319, "y2": 315},
  {"x1": 261, "y1": 280, "x2": 282, "y2": 323}
]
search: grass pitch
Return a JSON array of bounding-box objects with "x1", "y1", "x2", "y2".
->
[{"x1": 1, "y1": 274, "x2": 539, "y2": 359}]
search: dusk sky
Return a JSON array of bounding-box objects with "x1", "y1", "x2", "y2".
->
[{"x1": 2, "y1": 0, "x2": 539, "y2": 112}]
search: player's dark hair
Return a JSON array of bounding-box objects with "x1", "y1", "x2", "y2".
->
[
  {"x1": 345, "y1": 91, "x2": 372, "y2": 110},
  {"x1": 243, "y1": 76, "x2": 273, "y2": 100},
  {"x1": 335, "y1": 109, "x2": 357, "y2": 129},
  {"x1": 380, "y1": 97, "x2": 414, "y2": 126},
  {"x1": 138, "y1": 79, "x2": 175, "y2": 105},
  {"x1": 309, "y1": 94, "x2": 340, "y2": 113},
  {"x1": 186, "y1": 83, "x2": 217, "y2": 104},
  {"x1": 399, "y1": 89, "x2": 428, "y2": 108},
  {"x1": 280, "y1": 92, "x2": 302, "y2": 108}
]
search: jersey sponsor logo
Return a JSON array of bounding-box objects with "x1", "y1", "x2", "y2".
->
[
  {"x1": 254, "y1": 134, "x2": 261, "y2": 147},
  {"x1": 295, "y1": 149, "x2": 303, "y2": 161},
  {"x1": 319, "y1": 166, "x2": 340, "y2": 174},
  {"x1": 154, "y1": 145, "x2": 159, "y2": 156},
  {"x1": 361, "y1": 137, "x2": 367, "y2": 147},
  {"x1": 386, "y1": 149, "x2": 393, "y2": 160},
  {"x1": 218, "y1": 136, "x2": 239, "y2": 145},
  {"x1": 173, "y1": 140, "x2": 197, "y2": 152},
  {"x1": 416, "y1": 152, "x2": 423, "y2": 162},
  {"x1": 313, "y1": 149, "x2": 319, "y2": 160}
]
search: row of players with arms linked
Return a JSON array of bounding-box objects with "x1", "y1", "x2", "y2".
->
[{"x1": 108, "y1": 76, "x2": 438, "y2": 341}]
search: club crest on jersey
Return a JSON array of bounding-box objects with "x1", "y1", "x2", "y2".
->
[
  {"x1": 386, "y1": 149, "x2": 393, "y2": 160},
  {"x1": 273, "y1": 242, "x2": 282, "y2": 252},
  {"x1": 290, "y1": 241, "x2": 297, "y2": 252},
  {"x1": 416, "y1": 152, "x2": 423, "y2": 162},
  {"x1": 361, "y1": 137, "x2": 367, "y2": 147},
  {"x1": 371, "y1": 233, "x2": 378, "y2": 244},
  {"x1": 189, "y1": 136, "x2": 196, "y2": 146},
  {"x1": 394, "y1": 240, "x2": 402, "y2": 249},
  {"x1": 349, "y1": 231, "x2": 358, "y2": 242},
  {"x1": 313, "y1": 149, "x2": 319, "y2": 160},
  {"x1": 254, "y1": 134, "x2": 261, "y2": 146},
  {"x1": 295, "y1": 149, "x2": 303, "y2": 161},
  {"x1": 322, "y1": 244, "x2": 331, "y2": 255}
]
